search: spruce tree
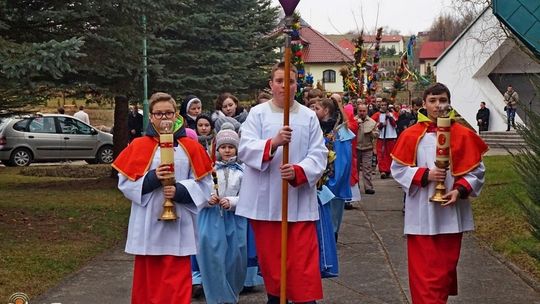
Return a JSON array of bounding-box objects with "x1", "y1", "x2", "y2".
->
[
  {"x1": 155, "y1": 0, "x2": 280, "y2": 106},
  {"x1": 512, "y1": 78, "x2": 540, "y2": 259},
  {"x1": 0, "y1": 0, "x2": 180, "y2": 109}
]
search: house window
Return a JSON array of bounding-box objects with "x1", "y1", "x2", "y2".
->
[{"x1": 322, "y1": 69, "x2": 336, "y2": 83}]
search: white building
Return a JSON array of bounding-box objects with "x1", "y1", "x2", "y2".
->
[
  {"x1": 435, "y1": 8, "x2": 540, "y2": 131},
  {"x1": 299, "y1": 26, "x2": 354, "y2": 93}
]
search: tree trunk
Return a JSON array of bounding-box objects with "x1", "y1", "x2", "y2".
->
[{"x1": 111, "y1": 95, "x2": 129, "y2": 178}]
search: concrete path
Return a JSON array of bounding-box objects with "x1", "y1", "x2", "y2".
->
[{"x1": 34, "y1": 177, "x2": 540, "y2": 304}]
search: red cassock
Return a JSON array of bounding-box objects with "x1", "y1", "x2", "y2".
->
[
  {"x1": 113, "y1": 135, "x2": 213, "y2": 304},
  {"x1": 250, "y1": 220, "x2": 323, "y2": 302}
]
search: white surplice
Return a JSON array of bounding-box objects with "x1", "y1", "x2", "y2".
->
[
  {"x1": 391, "y1": 133, "x2": 485, "y2": 235},
  {"x1": 118, "y1": 146, "x2": 212, "y2": 256},
  {"x1": 236, "y1": 100, "x2": 328, "y2": 222}
]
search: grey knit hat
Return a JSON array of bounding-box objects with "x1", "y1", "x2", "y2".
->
[{"x1": 215, "y1": 124, "x2": 239, "y2": 149}]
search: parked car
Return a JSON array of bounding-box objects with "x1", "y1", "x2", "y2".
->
[{"x1": 0, "y1": 114, "x2": 113, "y2": 166}]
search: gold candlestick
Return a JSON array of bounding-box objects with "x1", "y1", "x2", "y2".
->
[
  {"x1": 158, "y1": 120, "x2": 178, "y2": 221},
  {"x1": 430, "y1": 105, "x2": 451, "y2": 203}
]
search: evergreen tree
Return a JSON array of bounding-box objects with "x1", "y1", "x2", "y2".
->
[
  {"x1": 1, "y1": 1, "x2": 280, "y2": 110},
  {"x1": 0, "y1": 0, "x2": 180, "y2": 110},
  {"x1": 155, "y1": 0, "x2": 280, "y2": 106},
  {"x1": 512, "y1": 78, "x2": 540, "y2": 260}
]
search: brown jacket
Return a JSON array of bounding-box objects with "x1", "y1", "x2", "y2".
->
[
  {"x1": 356, "y1": 116, "x2": 378, "y2": 151},
  {"x1": 504, "y1": 90, "x2": 519, "y2": 109}
]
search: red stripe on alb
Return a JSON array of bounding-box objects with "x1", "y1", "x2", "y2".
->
[
  {"x1": 412, "y1": 167, "x2": 428, "y2": 186},
  {"x1": 453, "y1": 177, "x2": 473, "y2": 196}
]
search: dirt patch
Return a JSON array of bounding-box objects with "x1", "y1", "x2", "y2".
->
[{"x1": 0, "y1": 209, "x2": 100, "y2": 242}]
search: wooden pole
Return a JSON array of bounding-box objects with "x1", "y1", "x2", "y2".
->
[{"x1": 280, "y1": 18, "x2": 292, "y2": 304}]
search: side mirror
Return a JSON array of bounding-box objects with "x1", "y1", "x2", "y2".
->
[{"x1": 91, "y1": 128, "x2": 99, "y2": 135}]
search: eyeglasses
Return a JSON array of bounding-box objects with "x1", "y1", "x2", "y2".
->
[{"x1": 151, "y1": 111, "x2": 175, "y2": 119}]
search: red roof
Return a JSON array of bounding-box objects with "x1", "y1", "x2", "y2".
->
[
  {"x1": 337, "y1": 39, "x2": 355, "y2": 54},
  {"x1": 419, "y1": 41, "x2": 453, "y2": 60},
  {"x1": 299, "y1": 27, "x2": 354, "y2": 63}
]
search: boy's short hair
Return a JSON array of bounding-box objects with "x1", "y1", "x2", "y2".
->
[
  {"x1": 270, "y1": 61, "x2": 298, "y2": 80},
  {"x1": 423, "y1": 83, "x2": 451, "y2": 102},
  {"x1": 149, "y1": 92, "x2": 177, "y2": 112},
  {"x1": 307, "y1": 88, "x2": 324, "y2": 99}
]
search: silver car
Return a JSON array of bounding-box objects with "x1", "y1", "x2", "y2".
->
[{"x1": 0, "y1": 114, "x2": 113, "y2": 166}]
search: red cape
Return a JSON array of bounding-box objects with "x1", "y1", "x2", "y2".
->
[
  {"x1": 112, "y1": 136, "x2": 213, "y2": 181},
  {"x1": 391, "y1": 122, "x2": 488, "y2": 176}
]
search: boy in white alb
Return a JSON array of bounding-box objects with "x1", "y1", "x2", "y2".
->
[
  {"x1": 236, "y1": 62, "x2": 328, "y2": 304},
  {"x1": 391, "y1": 83, "x2": 488, "y2": 304},
  {"x1": 113, "y1": 92, "x2": 213, "y2": 304}
]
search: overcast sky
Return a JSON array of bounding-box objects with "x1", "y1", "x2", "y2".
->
[{"x1": 270, "y1": 0, "x2": 455, "y2": 35}]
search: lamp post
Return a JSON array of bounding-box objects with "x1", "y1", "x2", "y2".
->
[{"x1": 142, "y1": 15, "x2": 149, "y2": 134}]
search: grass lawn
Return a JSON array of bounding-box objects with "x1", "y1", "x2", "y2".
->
[
  {"x1": 0, "y1": 166, "x2": 129, "y2": 300},
  {"x1": 473, "y1": 155, "x2": 540, "y2": 280}
]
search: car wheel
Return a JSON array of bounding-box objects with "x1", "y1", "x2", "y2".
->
[
  {"x1": 96, "y1": 145, "x2": 113, "y2": 164},
  {"x1": 10, "y1": 148, "x2": 33, "y2": 167}
]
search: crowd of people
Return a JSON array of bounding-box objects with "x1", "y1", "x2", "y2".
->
[{"x1": 112, "y1": 62, "x2": 488, "y2": 304}]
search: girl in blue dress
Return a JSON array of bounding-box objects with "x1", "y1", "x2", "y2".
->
[{"x1": 197, "y1": 124, "x2": 248, "y2": 304}]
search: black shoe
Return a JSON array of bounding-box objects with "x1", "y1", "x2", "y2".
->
[
  {"x1": 381, "y1": 173, "x2": 387, "y2": 179},
  {"x1": 267, "y1": 294, "x2": 281, "y2": 304},
  {"x1": 344, "y1": 202, "x2": 354, "y2": 210},
  {"x1": 365, "y1": 189, "x2": 375, "y2": 195},
  {"x1": 241, "y1": 286, "x2": 255, "y2": 294},
  {"x1": 192, "y1": 284, "x2": 204, "y2": 299}
]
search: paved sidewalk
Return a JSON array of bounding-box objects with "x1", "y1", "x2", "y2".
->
[{"x1": 34, "y1": 177, "x2": 540, "y2": 304}]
